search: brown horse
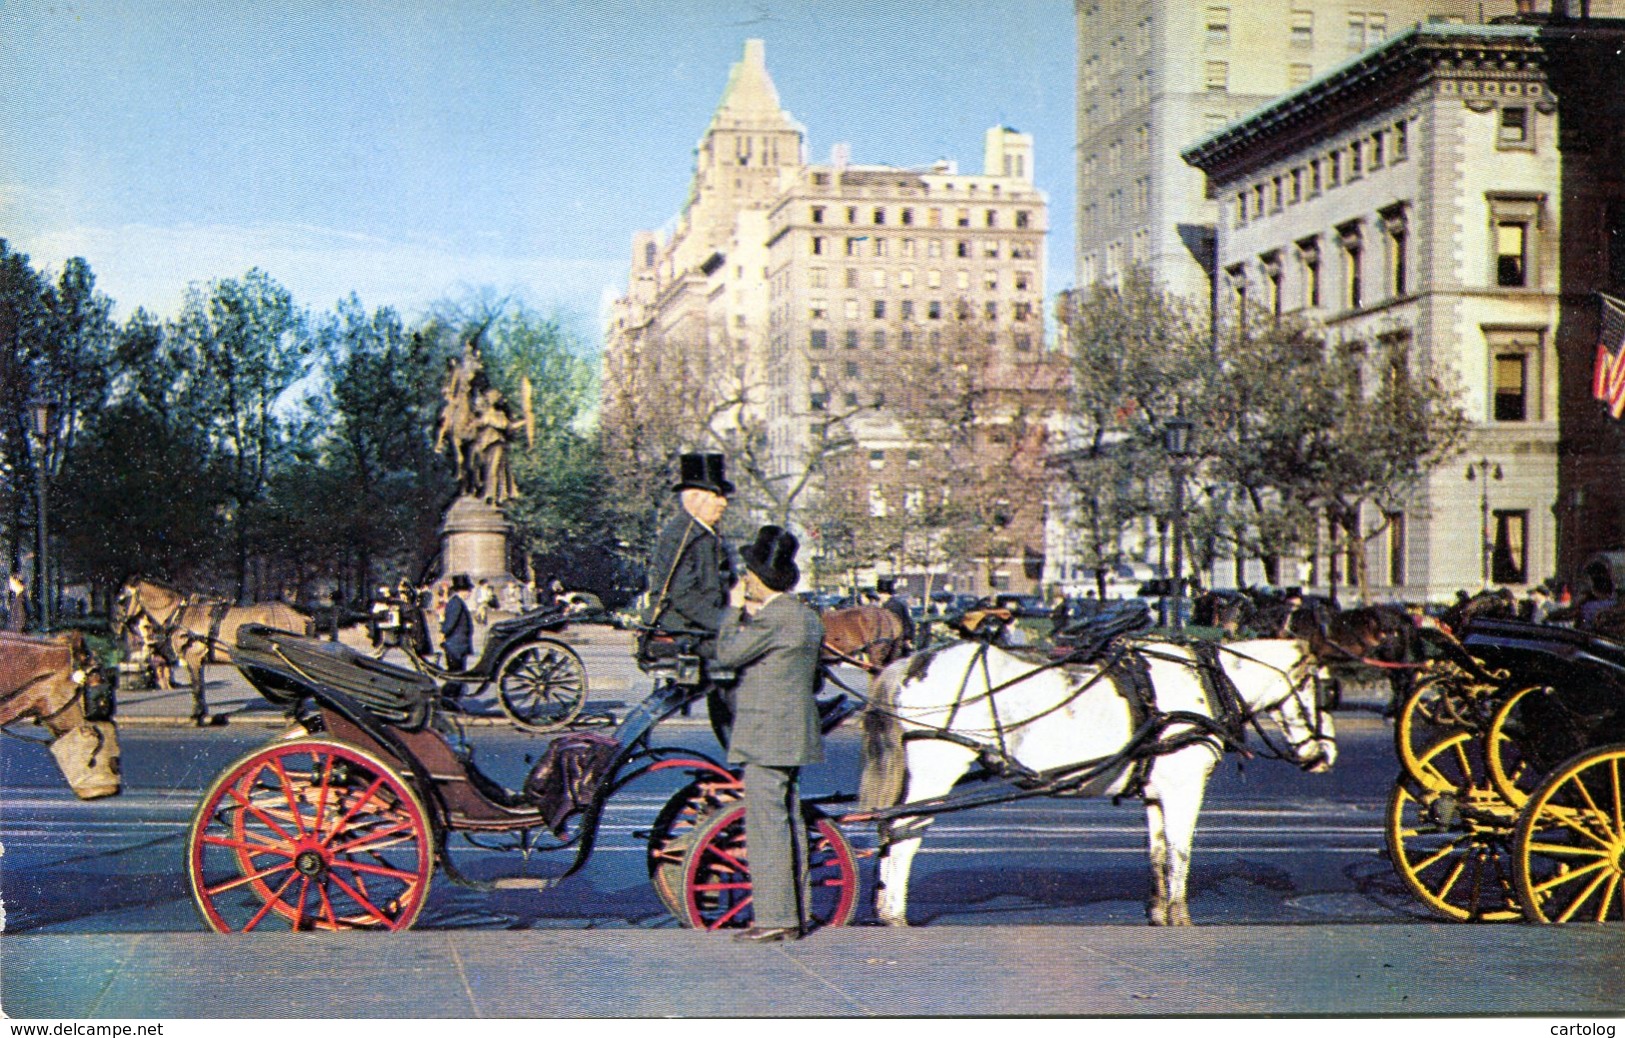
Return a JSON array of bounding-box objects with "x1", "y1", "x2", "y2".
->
[
  {"x1": 1, "y1": 631, "x2": 121, "y2": 798},
  {"x1": 821, "y1": 606, "x2": 910, "y2": 676},
  {"x1": 116, "y1": 578, "x2": 312, "y2": 725}
]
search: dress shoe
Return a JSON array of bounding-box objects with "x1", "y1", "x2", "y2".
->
[{"x1": 732, "y1": 925, "x2": 802, "y2": 943}]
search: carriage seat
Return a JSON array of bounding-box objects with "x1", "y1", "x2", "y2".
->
[
  {"x1": 1053, "y1": 601, "x2": 1154, "y2": 663},
  {"x1": 233, "y1": 624, "x2": 437, "y2": 729}
]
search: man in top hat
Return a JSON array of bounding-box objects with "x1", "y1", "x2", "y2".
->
[
  {"x1": 440, "y1": 574, "x2": 475, "y2": 699},
  {"x1": 876, "y1": 576, "x2": 916, "y2": 652},
  {"x1": 714, "y1": 525, "x2": 825, "y2": 942},
  {"x1": 644, "y1": 452, "x2": 738, "y2": 728}
]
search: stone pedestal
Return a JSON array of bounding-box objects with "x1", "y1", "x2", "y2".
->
[{"x1": 439, "y1": 496, "x2": 515, "y2": 586}]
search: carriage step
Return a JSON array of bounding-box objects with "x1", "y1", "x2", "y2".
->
[{"x1": 487, "y1": 876, "x2": 561, "y2": 891}]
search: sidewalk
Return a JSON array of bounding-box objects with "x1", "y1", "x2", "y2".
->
[{"x1": 6, "y1": 922, "x2": 1621, "y2": 1017}]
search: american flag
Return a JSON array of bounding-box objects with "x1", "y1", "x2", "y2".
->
[{"x1": 1592, "y1": 293, "x2": 1625, "y2": 419}]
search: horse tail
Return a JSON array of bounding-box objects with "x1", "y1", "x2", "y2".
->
[{"x1": 857, "y1": 658, "x2": 908, "y2": 813}]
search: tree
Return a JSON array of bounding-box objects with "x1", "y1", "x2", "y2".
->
[
  {"x1": 1057, "y1": 268, "x2": 1213, "y2": 597},
  {"x1": 1211, "y1": 317, "x2": 1468, "y2": 600},
  {"x1": 171, "y1": 270, "x2": 316, "y2": 600}
]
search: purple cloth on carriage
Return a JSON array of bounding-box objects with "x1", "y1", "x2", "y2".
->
[{"x1": 522, "y1": 731, "x2": 620, "y2": 834}]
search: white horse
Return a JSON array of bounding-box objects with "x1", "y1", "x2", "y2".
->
[{"x1": 856, "y1": 637, "x2": 1336, "y2": 926}]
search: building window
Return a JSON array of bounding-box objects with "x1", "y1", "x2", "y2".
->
[
  {"x1": 809, "y1": 300, "x2": 827, "y2": 320},
  {"x1": 1290, "y1": 9, "x2": 1313, "y2": 47},
  {"x1": 1348, "y1": 140, "x2": 1363, "y2": 179},
  {"x1": 1339, "y1": 222, "x2": 1363, "y2": 310},
  {"x1": 1496, "y1": 221, "x2": 1529, "y2": 287},
  {"x1": 812, "y1": 237, "x2": 824, "y2": 255},
  {"x1": 846, "y1": 361, "x2": 861, "y2": 378},
  {"x1": 873, "y1": 238, "x2": 888, "y2": 258},
  {"x1": 1271, "y1": 176, "x2": 1283, "y2": 212},
  {"x1": 1014, "y1": 302, "x2": 1034, "y2": 322},
  {"x1": 846, "y1": 237, "x2": 863, "y2": 257},
  {"x1": 901, "y1": 208, "x2": 914, "y2": 226},
  {"x1": 1309, "y1": 159, "x2": 1322, "y2": 195},
  {"x1": 1327, "y1": 151, "x2": 1341, "y2": 187},
  {"x1": 1370, "y1": 130, "x2": 1385, "y2": 168},
  {"x1": 872, "y1": 330, "x2": 887, "y2": 349},
  {"x1": 901, "y1": 329, "x2": 915, "y2": 349},
  {"x1": 1015, "y1": 333, "x2": 1033, "y2": 352},
  {"x1": 845, "y1": 329, "x2": 860, "y2": 349},
  {"x1": 956, "y1": 241, "x2": 971, "y2": 258},
  {"x1": 1487, "y1": 328, "x2": 1543, "y2": 421},
  {"x1": 811, "y1": 206, "x2": 825, "y2": 224},
  {"x1": 985, "y1": 301, "x2": 999, "y2": 321},
  {"x1": 1261, "y1": 252, "x2": 1283, "y2": 317},
  {"x1": 844, "y1": 299, "x2": 859, "y2": 320},
  {"x1": 901, "y1": 299, "x2": 915, "y2": 320},
  {"x1": 1226, "y1": 263, "x2": 1248, "y2": 321},
  {"x1": 1205, "y1": 61, "x2": 1229, "y2": 92},
  {"x1": 1289, "y1": 169, "x2": 1303, "y2": 204},
  {"x1": 845, "y1": 391, "x2": 860, "y2": 409},
  {"x1": 809, "y1": 267, "x2": 827, "y2": 289},
  {"x1": 1392, "y1": 120, "x2": 1408, "y2": 160},
  {"x1": 1299, "y1": 236, "x2": 1322, "y2": 308},
  {"x1": 810, "y1": 392, "x2": 828, "y2": 411},
  {"x1": 873, "y1": 300, "x2": 886, "y2": 319},
  {"x1": 846, "y1": 268, "x2": 859, "y2": 289},
  {"x1": 809, "y1": 329, "x2": 828, "y2": 350},
  {"x1": 1491, "y1": 510, "x2": 1529, "y2": 585},
  {"x1": 1386, "y1": 511, "x2": 1406, "y2": 586},
  {"x1": 928, "y1": 300, "x2": 942, "y2": 320},
  {"x1": 1381, "y1": 204, "x2": 1409, "y2": 298},
  {"x1": 1494, "y1": 352, "x2": 1529, "y2": 421},
  {"x1": 956, "y1": 208, "x2": 970, "y2": 228},
  {"x1": 1206, "y1": 5, "x2": 1230, "y2": 47},
  {"x1": 873, "y1": 207, "x2": 886, "y2": 225},
  {"x1": 1498, "y1": 106, "x2": 1530, "y2": 148},
  {"x1": 1289, "y1": 63, "x2": 1312, "y2": 87}
]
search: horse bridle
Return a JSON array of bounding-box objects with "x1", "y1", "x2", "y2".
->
[
  {"x1": 119, "y1": 585, "x2": 185, "y2": 640},
  {"x1": 1201, "y1": 642, "x2": 1328, "y2": 768}
]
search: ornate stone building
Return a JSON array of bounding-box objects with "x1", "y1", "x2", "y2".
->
[
  {"x1": 604, "y1": 41, "x2": 1062, "y2": 595},
  {"x1": 1184, "y1": 15, "x2": 1625, "y2": 598},
  {"x1": 1075, "y1": 0, "x2": 1625, "y2": 303}
]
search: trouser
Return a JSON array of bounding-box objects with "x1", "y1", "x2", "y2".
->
[
  {"x1": 443, "y1": 650, "x2": 468, "y2": 699},
  {"x1": 742, "y1": 762, "x2": 808, "y2": 930}
]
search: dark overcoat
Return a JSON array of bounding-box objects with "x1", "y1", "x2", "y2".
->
[
  {"x1": 440, "y1": 594, "x2": 474, "y2": 659},
  {"x1": 716, "y1": 594, "x2": 825, "y2": 766},
  {"x1": 645, "y1": 512, "x2": 735, "y2": 636}
]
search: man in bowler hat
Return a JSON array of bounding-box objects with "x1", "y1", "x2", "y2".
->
[
  {"x1": 644, "y1": 452, "x2": 737, "y2": 730},
  {"x1": 715, "y1": 525, "x2": 825, "y2": 942},
  {"x1": 440, "y1": 574, "x2": 475, "y2": 699}
]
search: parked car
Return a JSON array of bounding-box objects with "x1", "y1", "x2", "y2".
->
[
  {"x1": 929, "y1": 592, "x2": 981, "y2": 616},
  {"x1": 992, "y1": 593, "x2": 1048, "y2": 618},
  {"x1": 797, "y1": 590, "x2": 846, "y2": 610}
]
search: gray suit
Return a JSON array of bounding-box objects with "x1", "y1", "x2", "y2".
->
[{"x1": 715, "y1": 593, "x2": 825, "y2": 929}]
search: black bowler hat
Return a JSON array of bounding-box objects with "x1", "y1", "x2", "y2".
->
[
  {"x1": 449, "y1": 574, "x2": 474, "y2": 593},
  {"x1": 741, "y1": 525, "x2": 800, "y2": 593},
  {"x1": 673, "y1": 452, "x2": 734, "y2": 496}
]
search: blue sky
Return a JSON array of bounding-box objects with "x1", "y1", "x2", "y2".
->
[{"x1": 1, "y1": 1, "x2": 1075, "y2": 342}]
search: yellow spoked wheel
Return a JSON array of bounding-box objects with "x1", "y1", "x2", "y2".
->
[
  {"x1": 1485, "y1": 685, "x2": 1541, "y2": 809},
  {"x1": 1513, "y1": 745, "x2": 1625, "y2": 923},
  {"x1": 1385, "y1": 731, "x2": 1521, "y2": 921},
  {"x1": 1394, "y1": 670, "x2": 1486, "y2": 786}
]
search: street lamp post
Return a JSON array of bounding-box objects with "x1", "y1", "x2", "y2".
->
[
  {"x1": 1164, "y1": 417, "x2": 1193, "y2": 631},
  {"x1": 31, "y1": 402, "x2": 51, "y2": 632},
  {"x1": 1466, "y1": 457, "x2": 1503, "y2": 589}
]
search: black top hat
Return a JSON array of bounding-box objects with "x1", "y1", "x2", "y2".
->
[
  {"x1": 673, "y1": 452, "x2": 734, "y2": 496},
  {"x1": 740, "y1": 525, "x2": 800, "y2": 593},
  {"x1": 448, "y1": 574, "x2": 474, "y2": 593},
  {"x1": 876, "y1": 576, "x2": 897, "y2": 595}
]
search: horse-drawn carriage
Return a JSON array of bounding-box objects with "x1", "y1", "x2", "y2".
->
[
  {"x1": 1387, "y1": 617, "x2": 1625, "y2": 922},
  {"x1": 184, "y1": 602, "x2": 1336, "y2": 932},
  {"x1": 186, "y1": 622, "x2": 863, "y2": 932}
]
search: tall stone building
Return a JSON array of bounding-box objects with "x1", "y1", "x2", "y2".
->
[
  {"x1": 604, "y1": 40, "x2": 1061, "y2": 595},
  {"x1": 1075, "y1": 0, "x2": 1623, "y2": 303},
  {"x1": 1184, "y1": 15, "x2": 1625, "y2": 598}
]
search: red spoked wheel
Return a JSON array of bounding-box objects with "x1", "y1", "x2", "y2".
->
[
  {"x1": 187, "y1": 737, "x2": 434, "y2": 932},
  {"x1": 645, "y1": 768, "x2": 742, "y2": 917},
  {"x1": 677, "y1": 801, "x2": 859, "y2": 931}
]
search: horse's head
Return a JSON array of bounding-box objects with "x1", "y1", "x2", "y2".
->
[
  {"x1": 2, "y1": 631, "x2": 121, "y2": 799},
  {"x1": 1226, "y1": 638, "x2": 1337, "y2": 773}
]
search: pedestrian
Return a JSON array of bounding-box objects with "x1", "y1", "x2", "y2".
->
[
  {"x1": 876, "y1": 576, "x2": 915, "y2": 652},
  {"x1": 714, "y1": 525, "x2": 824, "y2": 943},
  {"x1": 502, "y1": 580, "x2": 522, "y2": 615},
  {"x1": 642, "y1": 451, "x2": 737, "y2": 731},
  {"x1": 1523, "y1": 585, "x2": 1554, "y2": 624},
  {"x1": 474, "y1": 578, "x2": 495, "y2": 624},
  {"x1": 440, "y1": 574, "x2": 475, "y2": 699},
  {"x1": 4, "y1": 574, "x2": 28, "y2": 633}
]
